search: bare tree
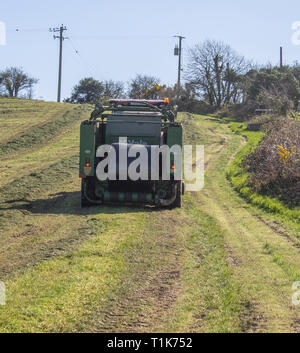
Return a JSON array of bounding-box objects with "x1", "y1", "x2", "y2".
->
[
  {"x1": 185, "y1": 40, "x2": 250, "y2": 108},
  {"x1": 128, "y1": 74, "x2": 160, "y2": 99},
  {"x1": 0, "y1": 67, "x2": 38, "y2": 98},
  {"x1": 103, "y1": 80, "x2": 125, "y2": 99}
]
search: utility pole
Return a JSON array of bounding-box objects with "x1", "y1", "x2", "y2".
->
[
  {"x1": 280, "y1": 46, "x2": 283, "y2": 70},
  {"x1": 49, "y1": 25, "x2": 67, "y2": 102},
  {"x1": 174, "y1": 35, "x2": 185, "y2": 100}
]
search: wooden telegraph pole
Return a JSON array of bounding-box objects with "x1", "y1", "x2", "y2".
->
[
  {"x1": 50, "y1": 25, "x2": 68, "y2": 102},
  {"x1": 174, "y1": 35, "x2": 185, "y2": 100}
]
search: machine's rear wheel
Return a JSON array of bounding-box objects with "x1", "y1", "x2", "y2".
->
[
  {"x1": 81, "y1": 179, "x2": 92, "y2": 207},
  {"x1": 172, "y1": 182, "x2": 182, "y2": 208}
]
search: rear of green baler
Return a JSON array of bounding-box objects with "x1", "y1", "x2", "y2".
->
[{"x1": 79, "y1": 99, "x2": 183, "y2": 208}]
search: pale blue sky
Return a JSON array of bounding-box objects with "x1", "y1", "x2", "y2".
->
[{"x1": 0, "y1": 0, "x2": 300, "y2": 101}]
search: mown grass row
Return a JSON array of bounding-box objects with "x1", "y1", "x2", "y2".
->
[
  {"x1": 0, "y1": 153, "x2": 79, "y2": 233},
  {"x1": 0, "y1": 103, "x2": 91, "y2": 157},
  {"x1": 166, "y1": 193, "x2": 249, "y2": 333},
  {"x1": 0, "y1": 98, "x2": 76, "y2": 143},
  {"x1": 0, "y1": 211, "x2": 144, "y2": 332},
  {"x1": 226, "y1": 120, "x2": 300, "y2": 223},
  {"x1": 0, "y1": 150, "x2": 97, "y2": 282},
  {"x1": 0, "y1": 154, "x2": 78, "y2": 201},
  {"x1": 0, "y1": 97, "x2": 63, "y2": 113}
]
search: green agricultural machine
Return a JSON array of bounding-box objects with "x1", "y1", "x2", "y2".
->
[{"x1": 79, "y1": 99, "x2": 183, "y2": 208}]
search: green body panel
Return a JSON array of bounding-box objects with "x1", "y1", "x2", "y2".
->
[
  {"x1": 166, "y1": 124, "x2": 182, "y2": 148},
  {"x1": 79, "y1": 121, "x2": 97, "y2": 177},
  {"x1": 105, "y1": 115, "x2": 161, "y2": 145},
  {"x1": 166, "y1": 124, "x2": 182, "y2": 171}
]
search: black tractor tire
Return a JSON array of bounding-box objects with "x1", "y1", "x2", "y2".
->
[
  {"x1": 81, "y1": 179, "x2": 92, "y2": 208},
  {"x1": 172, "y1": 182, "x2": 182, "y2": 208}
]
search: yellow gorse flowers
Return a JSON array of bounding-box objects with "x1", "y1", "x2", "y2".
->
[{"x1": 276, "y1": 145, "x2": 295, "y2": 163}]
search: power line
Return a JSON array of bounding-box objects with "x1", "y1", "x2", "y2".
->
[
  {"x1": 9, "y1": 25, "x2": 178, "y2": 99},
  {"x1": 9, "y1": 27, "x2": 170, "y2": 39},
  {"x1": 70, "y1": 34, "x2": 171, "y2": 40},
  {"x1": 67, "y1": 37, "x2": 100, "y2": 78},
  {"x1": 7, "y1": 27, "x2": 49, "y2": 33},
  {"x1": 68, "y1": 37, "x2": 79, "y2": 54}
]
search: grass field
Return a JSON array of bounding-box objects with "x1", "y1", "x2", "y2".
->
[{"x1": 0, "y1": 98, "x2": 299, "y2": 332}]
